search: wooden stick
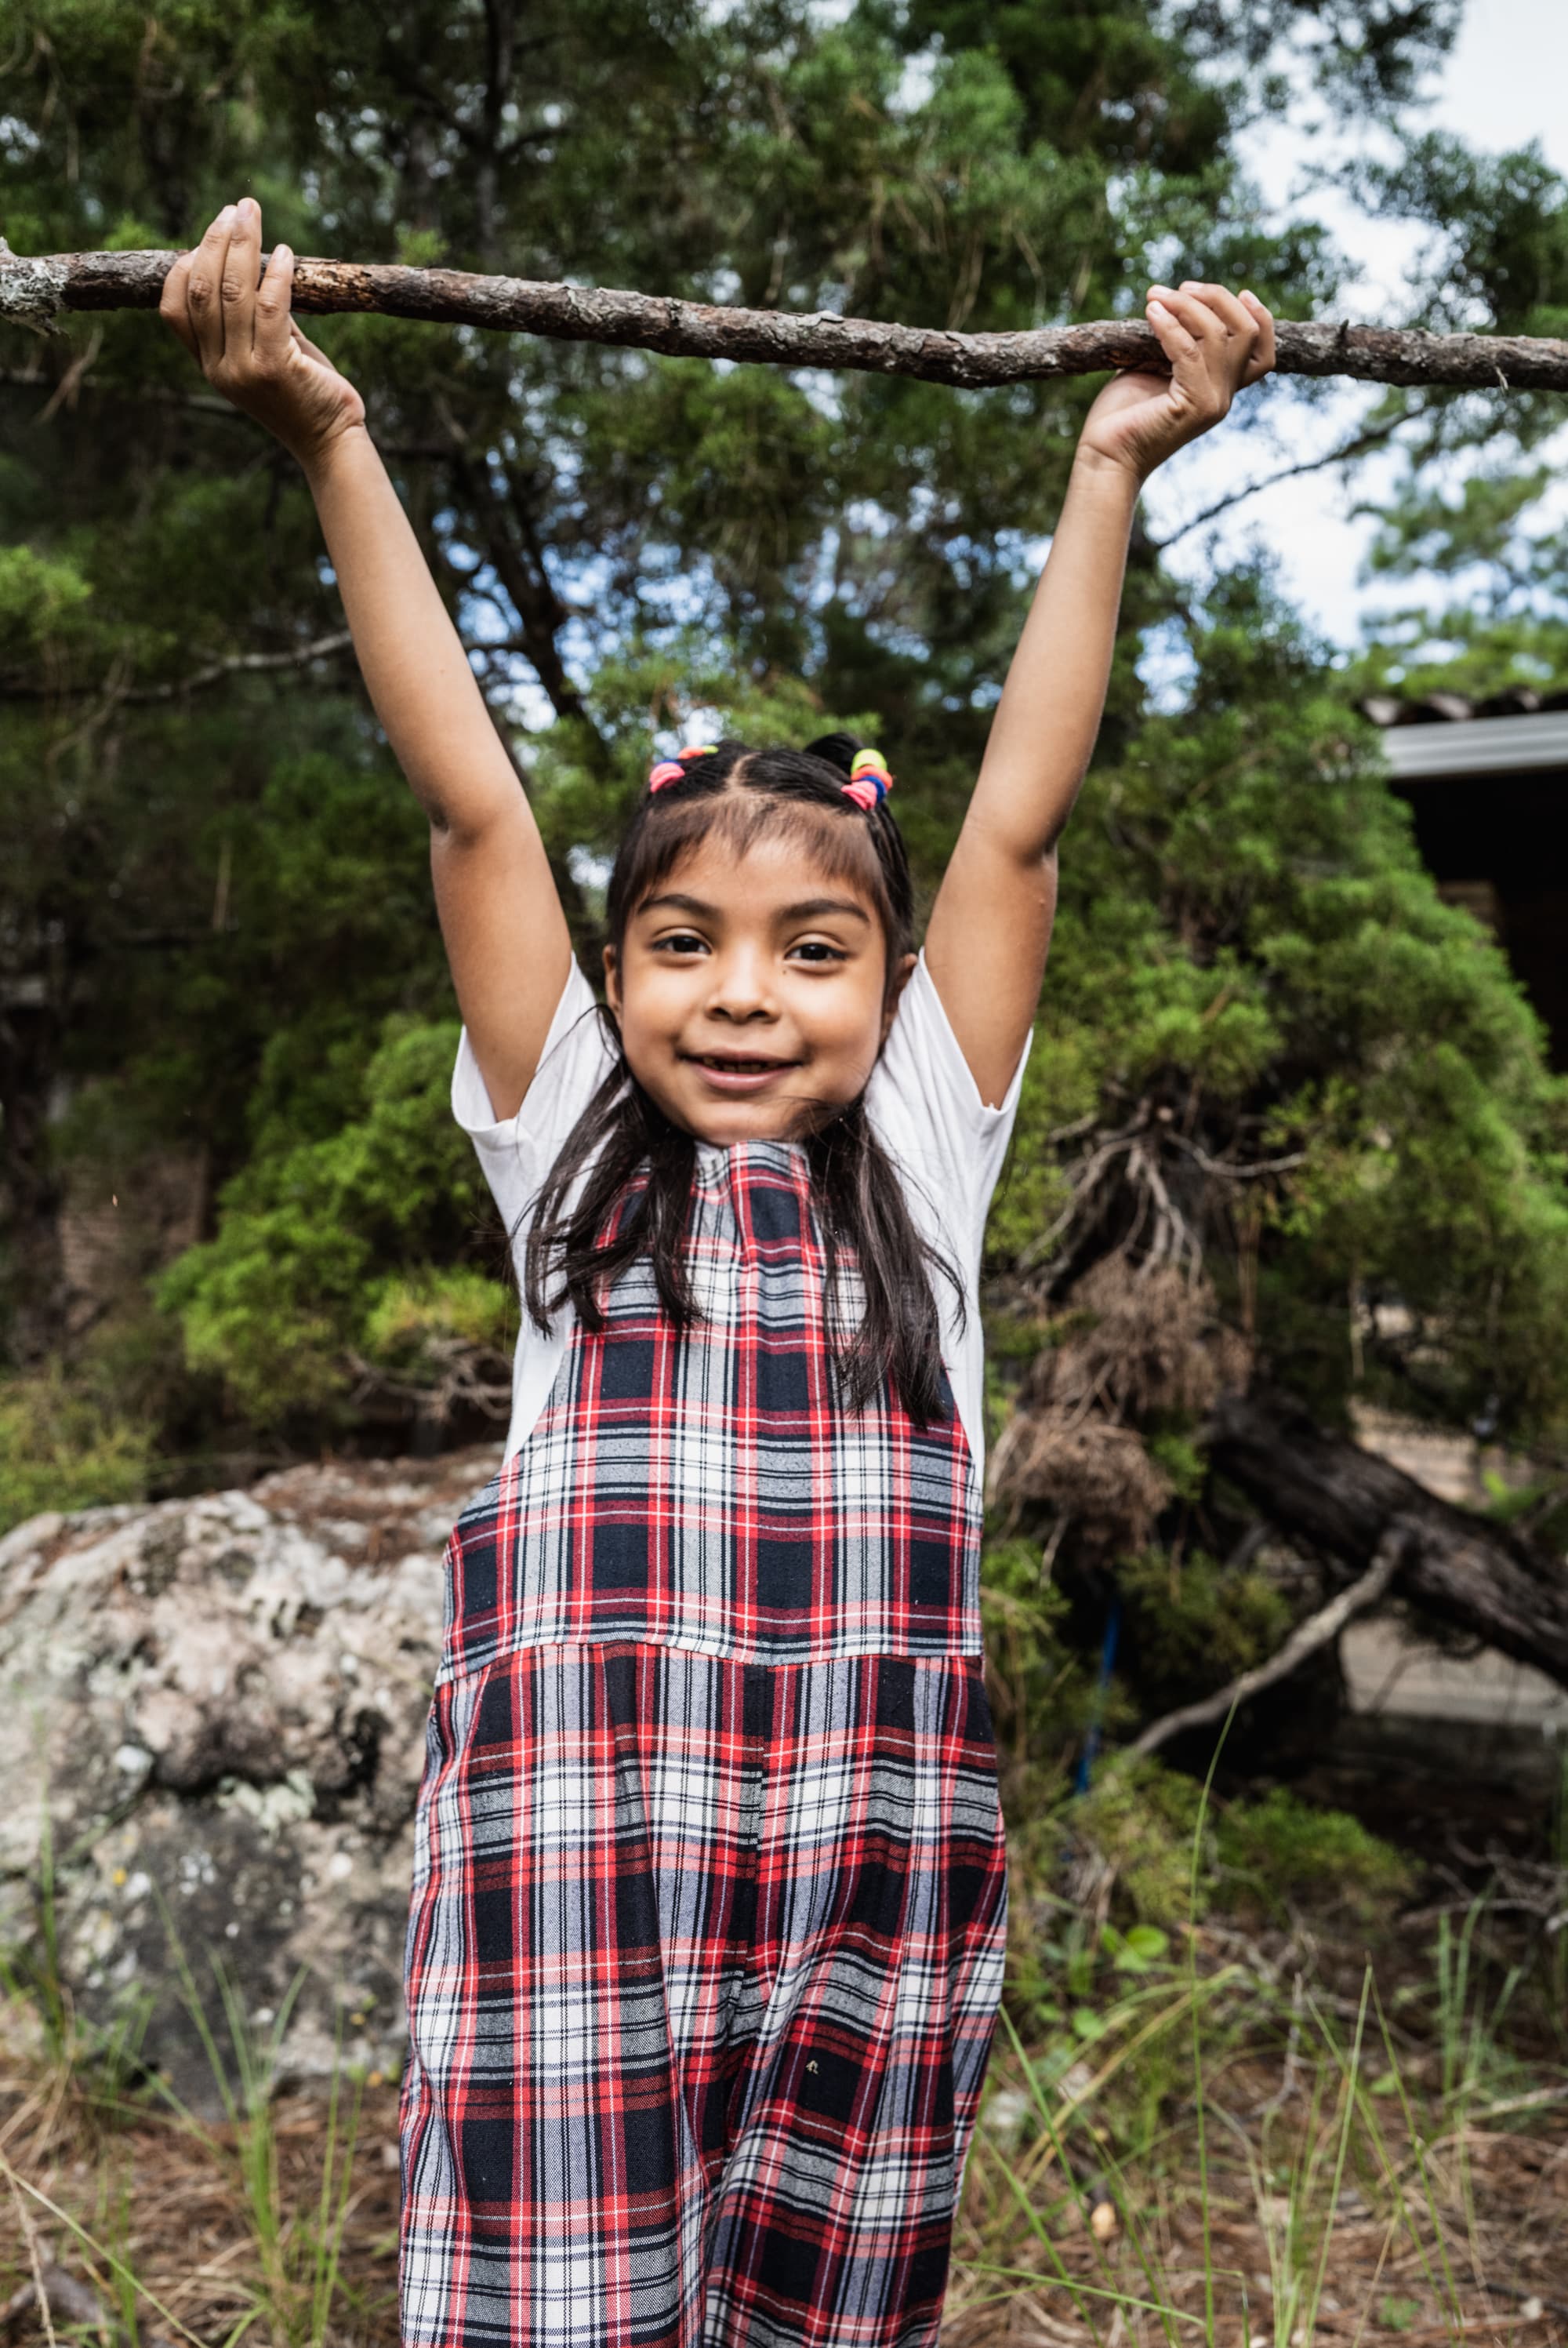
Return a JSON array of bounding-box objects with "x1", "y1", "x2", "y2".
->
[
  {"x1": 1126, "y1": 1525, "x2": 1410, "y2": 1760},
  {"x1": 5, "y1": 239, "x2": 1568, "y2": 392}
]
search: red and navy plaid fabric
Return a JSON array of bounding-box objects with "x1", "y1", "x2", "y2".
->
[
  {"x1": 437, "y1": 1139, "x2": 982, "y2": 1674},
  {"x1": 400, "y1": 1640, "x2": 1008, "y2": 2348},
  {"x1": 401, "y1": 1138, "x2": 1007, "y2": 2346}
]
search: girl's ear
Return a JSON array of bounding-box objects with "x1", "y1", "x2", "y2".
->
[
  {"x1": 603, "y1": 941, "x2": 622, "y2": 1016},
  {"x1": 880, "y1": 950, "x2": 917, "y2": 1043}
]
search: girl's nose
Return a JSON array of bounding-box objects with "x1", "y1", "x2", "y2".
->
[{"x1": 706, "y1": 945, "x2": 776, "y2": 1020}]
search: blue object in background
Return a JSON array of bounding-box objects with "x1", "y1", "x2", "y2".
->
[{"x1": 1075, "y1": 1592, "x2": 1122, "y2": 1795}]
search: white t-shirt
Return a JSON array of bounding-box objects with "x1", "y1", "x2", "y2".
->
[{"x1": 452, "y1": 950, "x2": 1029, "y2": 1481}]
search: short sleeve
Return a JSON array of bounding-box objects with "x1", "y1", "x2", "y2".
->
[
  {"x1": 452, "y1": 958, "x2": 618, "y2": 1238},
  {"x1": 865, "y1": 949, "x2": 1031, "y2": 1262}
]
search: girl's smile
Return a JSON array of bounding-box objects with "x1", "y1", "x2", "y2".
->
[
  {"x1": 682, "y1": 1052, "x2": 800, "y2": 1093},
  {"x1": 604, "y1": 828, "x2": 912, "y2": 1143}
]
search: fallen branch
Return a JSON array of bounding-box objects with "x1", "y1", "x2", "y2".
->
[
  {"x1": 1127, "y1": 1524, "x2": 1410, "y2": 1758},
  {"x1": 5, "y1": 240, "x2": 1568, "y2": 393},
  {"x1": 0, "y1": 2150, "x2": 201, "y2": 2348},
  {"x1": 1210, "y1": 1383, "x2": 1568, "y2": 1685}
]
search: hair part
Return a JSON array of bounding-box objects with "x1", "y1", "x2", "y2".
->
[{"x1": 523, "y1": 734, "x2": 962, "y2": 1421}]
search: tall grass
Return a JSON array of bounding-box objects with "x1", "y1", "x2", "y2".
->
[
  {"x1": 948, "y1": 1741, "x2": 1568, "y2": 2348},
  {"x1": 3, "y1": 1773, "x2": 1566, "y2": 2348},
  {"x1": 0, "y1": 1844, "x2": 372, "y2": 2348}
]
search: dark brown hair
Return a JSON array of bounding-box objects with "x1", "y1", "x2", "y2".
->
[{"x1": 522, "y1": 735, "x2": 962, "y2": 1419}]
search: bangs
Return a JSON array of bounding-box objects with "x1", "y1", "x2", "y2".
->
[{"x1": 621, "y1": 787, "x2": 895, "y2": 949}]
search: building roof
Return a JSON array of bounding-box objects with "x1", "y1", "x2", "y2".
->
[{"x1": 1359, "y1": 688, "x2": 1568, "y2": 780}]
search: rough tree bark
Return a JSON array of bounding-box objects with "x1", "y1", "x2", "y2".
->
[
  {"x1": 5, "y1": 243, "x2": 1568, "y2": 393},
  {"x1": 1210, "y1": 1386, "x2": 1568, "y2": 1687},
  {"x1": 0, "y1": 982, "x2": 65, "y2": 1364}
]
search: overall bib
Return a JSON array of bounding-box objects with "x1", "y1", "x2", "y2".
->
[{"x1": 400, "y1": 1139, "x2": 1009, "y2": 2348}]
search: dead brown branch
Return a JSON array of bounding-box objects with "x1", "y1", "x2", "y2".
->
[
  {"x1": 1, "y1": 2262, "x2": 179, "y2": 2348},
  {"x1": 5, "y1": 242, "x2": 1568, "y2": 392},
  {"x1": 1210, "y1": 1384, "x2": 1568, "y2": 1686},
  {"x1": 1127, "y1": 1525, "x2": 1410, "y2": 1757}
]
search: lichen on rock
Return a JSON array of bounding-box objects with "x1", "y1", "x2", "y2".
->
[{"x1": 0, "y1": 1446, "x2": 499, "y2": 2108}]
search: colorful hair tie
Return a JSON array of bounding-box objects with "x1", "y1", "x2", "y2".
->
[
  {"x1": 648, "y1": 742, "x2": 720, "y2": 792},
  {"x1": 841, "y1": 746, "x2": 893, "y2": 812}
]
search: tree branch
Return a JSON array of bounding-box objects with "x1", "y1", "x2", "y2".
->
[
  {"x1": 6, "y1": 242, "x2": 1568, "y2": 392},
  {"x1": 1210, "y1": 1383, "x2": 1568, "y2": 1686},
  {"x1": 1127, "y1": 1525, "x2": 1409, "y2": 1758},
  {"x1": 0, "y1": 629, "x2": 354, "y2": 703},
  {"x1": 443, "y1": 439, "x2": 590, "y2": 725},
  {"x1": 1149, "y1": 402, "x2": 1419, "y2": 548}
]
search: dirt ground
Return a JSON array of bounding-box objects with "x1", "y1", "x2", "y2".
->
[{"x1": 2, "y1": 2011, "x2": 1566, "y2": 2348}]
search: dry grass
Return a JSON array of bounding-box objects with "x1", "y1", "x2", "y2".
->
[
  {"x1": 0, "y1": 2016, "x2": 403, "y2": 2346},
  {"x1": 3, "y1": 1732, "x2": 1566, "y2": 2348},
  {"x1": 2, "y1": 1885, "x2": 1566, "y2": 2348},
  {"x1": 950, "y1": 2031, "x2": 1568, "y2": 2348}
]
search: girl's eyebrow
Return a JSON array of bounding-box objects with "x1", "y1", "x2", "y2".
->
[
  {"x1": 637, "y1": 892, "x2": 717, "y2": 918},
  {"x1": 779, "y1": 896, "x2": 871, "y2": 925},
  {"x1": 637, "y1": 890, "x2": 870, "y2": 925}
]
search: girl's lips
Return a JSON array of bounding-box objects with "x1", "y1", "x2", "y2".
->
[{"x1": 684, "y1": 1054, "x2": 799, "y2": 1094}]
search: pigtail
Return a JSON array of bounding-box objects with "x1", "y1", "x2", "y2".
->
[{"x1": 803, "y1": 730, "x2": 860, "y2": 773}]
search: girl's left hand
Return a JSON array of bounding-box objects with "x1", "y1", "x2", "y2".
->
[{"x1": 1077, "y1": 282, "x2": 1275, "y2": 484}]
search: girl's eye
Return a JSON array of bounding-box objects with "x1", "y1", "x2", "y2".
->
[
  {"x1": 789, "y1": 940, "x2": 848, "y2": 963},
  {"x1": 654, "y1": 932, "x2": 708, "y2": 955}
]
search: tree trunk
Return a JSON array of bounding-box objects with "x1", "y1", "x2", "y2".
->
[
  {"x1": 1209, "y1": 1385, "x2": 1568, "y2": 1687},
  {"x1": 0, "y1": 980, "x2": 65, "y2": 1364}
]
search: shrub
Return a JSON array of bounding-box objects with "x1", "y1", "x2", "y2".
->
[{"x1": 0, "y1": 1367, "x2": 150, "y2": 1537}]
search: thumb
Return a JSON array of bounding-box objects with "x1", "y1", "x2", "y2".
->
[{"x1": 289, "y1": 320, "x2": 339, "y2": 370}]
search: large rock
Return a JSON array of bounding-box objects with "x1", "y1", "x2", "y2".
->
[{"x1": 0, "y1": 1446, "x2": 501, "y2": 2108}]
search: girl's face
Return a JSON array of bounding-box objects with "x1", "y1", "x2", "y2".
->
[{"x1": 605, "y1": 827, "x2": 914, "y2": 1143}]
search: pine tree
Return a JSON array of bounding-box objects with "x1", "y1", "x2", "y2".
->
[{"x1": 5, "y1": 0, "x2": 1566, "y2": 1742}]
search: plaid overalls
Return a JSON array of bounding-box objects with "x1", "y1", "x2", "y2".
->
[{"x1": 401, "y1": 1140, "x2": 1008, "y2": 2348}]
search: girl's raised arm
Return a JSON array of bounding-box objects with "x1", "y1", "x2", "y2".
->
[
  {"x1": 923, "y1": 282, "x2": 1275, "y2": 1107},
  {"x1": 161, "y1": 202, "x2": 572, "y2": 1122}
]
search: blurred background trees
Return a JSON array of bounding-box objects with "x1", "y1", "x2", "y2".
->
[{"x1": 4, "y1": 0, "x2": 1568, "y2": 1765}]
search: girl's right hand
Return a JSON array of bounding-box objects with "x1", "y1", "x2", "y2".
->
[{"x1": 160, "y1": 199, "x2": 365, "y2": 469}]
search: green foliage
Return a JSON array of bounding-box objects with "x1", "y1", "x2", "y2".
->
[
  {"x1": 158, "y1": 1020, "x2": 505, "y2": 1427},
  {"x1": 362, "y1": 1268, "x2": 516, "y2": 1378},
  {"x1": 1343, "y1": 133, "x2": 1568, "y2": 696},
  {"x1": 1218, "y1": 1787, "x2": 1414, "y2": 1920},
  {"x1": 1075, "y1": 1757, "x2": 1211, "y2": 1928},
  {"x1": 1002, "y1": 565, "x2": 1568, "y2": 1432},
  {"x1": 0, "y1": 1368, "x2": 151, "y2": 1536},
  {"x1": 1074, "y1": 1760, "x2": 1413, "y2": 1931},
  {"x1": 0, "y1": 543, "x2": 93, "y2": 663},
  {"x1": 1117, "y1": 1548, "x2": 1294, "y2": 1714},
  {"x1": 979, "y1": 1535, "x2": 1099, "y2": 1792}
]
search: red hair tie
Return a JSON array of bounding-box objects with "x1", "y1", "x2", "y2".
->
[{"x1": 648, "y1": 742, "x2": 720, "y2": 792}]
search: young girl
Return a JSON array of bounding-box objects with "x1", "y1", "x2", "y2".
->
[{"x1": 162, "y1": 200, "x2": 1273, "y2": 2348}]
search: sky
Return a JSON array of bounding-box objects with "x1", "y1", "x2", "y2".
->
[
  {"x1": 1138, "y1": 0, "x2": 1568, "y2": 656},
  {"x1": 492, "y1": 0, "x2": 1568, "y2": 729}
]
